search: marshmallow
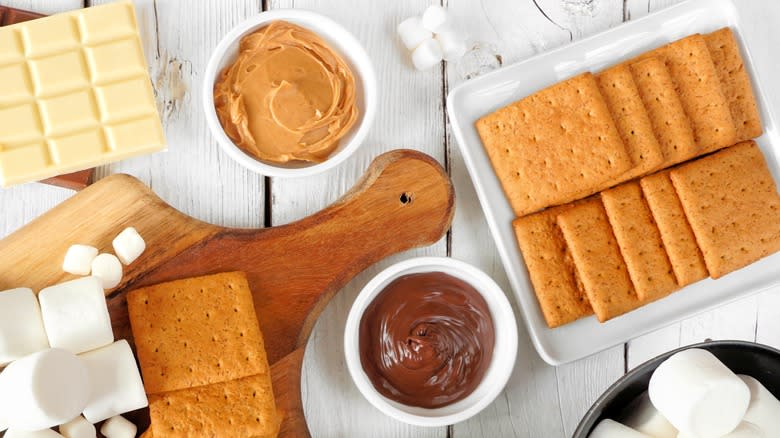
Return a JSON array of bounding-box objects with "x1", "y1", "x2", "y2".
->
[
  {"x1": 649, "y1": 349, "x2": 750, "y2": 438},
  {"x1": 4, "y1": 429, "x2": 64, "y2": 438},
  {"x1": 421, "y1": 4, "x2": 449, "y2": 33},
  {"x1": 111, "y1": 227, "x2": 145, "y2": 265},
  {"x1": 58, "y1": 416, "x2": 95, "y2": 438},
  {"x1": 622, "y1": 392, "x2": 677, "y2": 438},
  {"x1": 0, "y1": 288, "x2": 49, "y2": 365},
  {"x1": 99, "y1": 416, "x2": 136, "y2": 438},
  {"x1": 589, "y1": 419, "x2": 652, "y2": 438},
  {"x1": 0, "y1": 349, "x2": 90, "y2": 431},
  {"x1": 678, "y1": 422, "x2": 765, "y2": 438},
  {"x1": 39, "y1": 277, "x2": 113, "y2": 354},
  {"x1": 435, "y1": 29, "x2": 468, "y2": 61},
  {"x1": 90, "y1": 254, "x2": 122, "y2": 289},
  {"x1": 62, "y1": 245, "x2": 98, "y2": 276},
  {"x1": 79, "y1": 340, "x2": 148, "y2": 423},
  {"x1": 412, "y1": 38, "x2": 443, "y2": 71},
  {"x1": 397, "y1": 16, "x2": 432, "y2": 50},
  {"x1": 739, "y1": 375, "x2": 780, "y2": 435}
]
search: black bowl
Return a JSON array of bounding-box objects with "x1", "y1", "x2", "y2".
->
[{"x1": 573, "y1": 340, "x2": 780, "y2": 437}]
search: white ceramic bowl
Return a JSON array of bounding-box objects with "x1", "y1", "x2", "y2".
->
[
  {"x1": 344, "y1": 257, "x2": 518, "y2": 427},
  {"x1": 202, "y1": 9, "x2": 377, "y2": 178}
]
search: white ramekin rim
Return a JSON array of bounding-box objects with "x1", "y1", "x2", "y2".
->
[
  {"x1": 202, "y1": 9, "x2": 377, "y2": 178},
  {"x1": 344, "y1": 257, "x2": 519, "y2": 427}
]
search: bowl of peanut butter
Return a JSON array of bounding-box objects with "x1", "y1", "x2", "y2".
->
[{"x1": 203, "y1": 10, "x2": 377, "y2": 177}]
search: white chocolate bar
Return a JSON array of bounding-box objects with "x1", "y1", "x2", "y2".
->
[{"x1": 0, "y1": 1, "x2": 165, "y2": 187}]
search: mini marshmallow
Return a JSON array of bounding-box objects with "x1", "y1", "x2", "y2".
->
[
  {"x1": 649, "y1": 349, "x2": 750, "y2": 438},
  {"x1": 412, "y1": 38, "x2": 443, "y2": 71},
  {"x1": 622, "y1": 392, "x2": 677, "y2": 438},
  {"x1": 62, "y1": 245, "x2": 98, "y2": 276},
  {"x1": 421, "y1": 4, "x2": 449, "y2": 33},
  {"x1": 58, "y1": 416, "x2": 95, "y2": 438},
  {"x1": 589, "y1": 419, "x2": 651, "y2": 438},
  {"x1": 111, "y1": 227, "x2": 145, "y2": 265},
  {"x1": 678, "y1": 422, "x2": 765, "y2": 438},
  {"x1": 90, "y1": 254, "x2": 122, "y2": 289},
  {"x1": 4, "y1": 429, "x2": 65, "y2": 438},
  {"x1": 39, "y1": 277, "x2": 113, "y2": 354},
  {"x1": 79, "y1": 340, "x2": 148, "y2": 423},
  {"x1": 435, "y1": 29, "x2": 468, "y2": 61},
  {"x1": 739, "y1": 375, "x2": 780, "y2": 435},
  {"x1": 99, "y1": 416, "x2": 136, "y2": 438},
  {"x1": 0, "y1": 349, "x2": 90, "y2": 431},
  {"x1": 397, "y1": 16, "x2": 432, "y2": 50},
  {"x1": 0, "y1": 288, "x2": 49, "y2": 366}
]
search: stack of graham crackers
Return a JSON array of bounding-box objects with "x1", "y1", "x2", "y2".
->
[
  {"x1": 127, "y1": 272, "x2": 281, "y2": 437},
  {"x1": 477, "y1": 28, "x2": 780, "y2": 329}
]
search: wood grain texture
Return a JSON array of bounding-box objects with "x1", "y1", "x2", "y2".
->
[
  {"x1": 90, "y1": 0, "x2": 265, "y2": 229},
  {"x1": 266, "y1": 0, "x2": 448, "y2": 436},
  {"x1": 3, "y1": 1, "x2": 780, "y2": 437},
  {"x1": 0, "y1": 150, "x2": 454, "y2": 438}
]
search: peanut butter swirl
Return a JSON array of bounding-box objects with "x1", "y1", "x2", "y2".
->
[{"x1": 214, "y1": 20, "x2": 358, "y2": 163}]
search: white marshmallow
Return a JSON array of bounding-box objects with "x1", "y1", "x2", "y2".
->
[
  {"x1": 435, "y1": 29, "x2": 468, "y2": 61},
  {"x1": 58, "y1": 416, "x2": 95, "y2": 438},
  {"x1": 421, "y1": 4, "x2": 449, "y2": 33},
  {"x1": 111, "y1": 227, "x2": 145, "y2": 265},
  {"x1": 39, "y1": 277, "x2": 113, "y2": 354},
  {"x1": 90, "y1": 254, "x2": 122, "y2": 289},
  {"x1": 678, "y1": 422, "x2": 765, "y2": 438},
  {"x1": 0, "y1": 288, "x2": 49, "y2": 366},
  {"x1": 79, "y1": 340, "x2": 148, "y2": 423},
  {"x1": 589, "y1": 419, "x2": 652, "y2": 438},
  {"x1": 739, "y1": 375, "x2": 780, "y2": 435},
  {"x1": 0, "y1": 349, "x2": 90, "y2": 431},
  {"x1": 649, "y1": 349, "x2": 750, "y2": 438},
  {"x1": 62, "y1": 245, "x2": 98, "y2": 276},
  {"x1": 99, "y1": 416, "x2": 136, "y2": 438},
  {"x1": 397, "y1": 16, "x2": 432, "y2": 50},
  {"x1": 412, "y1": 38, "x2": 443, "y2": 71},
  {"x1": 4, "y1": 429, "x2": 64, "y2": 438},
  {"x1": 622, "y1": 392, "x2": 677, "y2": 438}
]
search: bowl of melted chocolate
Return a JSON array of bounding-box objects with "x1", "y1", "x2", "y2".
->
[{"x1": 345, "y1": 257, "x2": 518, "y2": 427}]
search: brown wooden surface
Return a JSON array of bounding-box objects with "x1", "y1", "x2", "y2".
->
[
  {"x1": 0, "y1": 149, "x2": 454, "y2": 437},
  {"x1": 0, "y1": 4, "x2": 95, "y2": 191}
]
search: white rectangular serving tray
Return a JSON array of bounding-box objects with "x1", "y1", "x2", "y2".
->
[{"x1": 447, "y1": 0, "x2": 780, "y2": 365}]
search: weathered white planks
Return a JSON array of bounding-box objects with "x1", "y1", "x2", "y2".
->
[
  {"x1": 266, "y1": 0, "x2": 447, "y2": 437},
  {"x1": 89, "y1": 0, "x2": 265, "y2": 228},
  {"x1": 3, "y1": 1, "x2": 780, "y2": 437}
]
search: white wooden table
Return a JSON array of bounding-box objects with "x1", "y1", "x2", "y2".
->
[{"x1": 2, "y1": 0, "x2": 779, "y2": 436}]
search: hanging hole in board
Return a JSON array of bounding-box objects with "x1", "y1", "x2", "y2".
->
[{"x1": 399, "y1": 192, "x2": 414, "y2": 205}]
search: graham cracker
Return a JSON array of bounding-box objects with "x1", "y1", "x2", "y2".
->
[
  {"x1": 556, "y1": 197, "x2": 642, "y2": 322},
  {"x1": 127, "y1": 272, "x2": 269, "y2": 395},
  {"x1": 705, "y1": 27, "x2": 762, "y2": 142},
  {"x1": 670, "y1": 141, "x2": 780, "y2": 278},
  {"x1": 150, "y1": 373, "x2": 281, "y2": 438},
  {"x1": 640, "y1": 170, "x2": 708, "y2": 286},
  {"x1": 646, "y1": 35, "x2": 738, "y2": 154},
  {"x1": 476, "y1": 72, "x2": 631, "y2": 216},
  {"x1": 514, "y1": 202, "x2": 593, "y2": 328},
  {"x1": 601, "y1": 181, "x2": 679, "y2": 301},
  {"x1": 630, "y1": 57, "x2": 698, "y2": 167},
  {"x1": 596, "y1": 64, "x2": 664, "y2": 182}
]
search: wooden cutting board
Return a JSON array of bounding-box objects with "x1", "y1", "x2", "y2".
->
[{"x1": 0, "y1": 149, "x2": 455, "y2": 437}]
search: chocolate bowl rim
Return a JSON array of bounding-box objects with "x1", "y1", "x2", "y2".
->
[{"x1": 572, "y1": 340, "x2": 780, "y2": 437}]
